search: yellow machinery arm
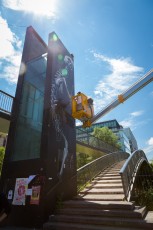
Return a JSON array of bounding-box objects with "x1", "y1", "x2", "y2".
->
[
  {"x1": 72, "y1": 92, "x2": 94, "y2": 127},
  {"x1": 72, "y1": 69, "x2": 153, "y2": 128}
]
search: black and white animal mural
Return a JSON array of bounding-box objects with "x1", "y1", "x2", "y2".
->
[
  {"x1": 50, "y1": 55, "x2": 74, "y2": 177},
  {"x1": 46, "y1": 32, "x2": 76, "y2": 182}
]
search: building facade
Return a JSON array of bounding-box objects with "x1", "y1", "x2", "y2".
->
[
  {"x1": 76, "y1": 119, "x2": 138, "y2": 154},
  {"x1": 123, "y1": 128, "x2": 138, "y2": 152}
]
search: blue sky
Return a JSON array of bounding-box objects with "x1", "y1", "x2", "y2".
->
[{"x1": 0, "y1": 0, "x2": 153, "y2": 160}]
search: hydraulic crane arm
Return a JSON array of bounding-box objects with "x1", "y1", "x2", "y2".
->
[
  {"x1": 72, "y1": 69, "x2": 153, "y2": 127},
  {"x1": 91, "y1": 69, "x2": 153, "y2": 123}
]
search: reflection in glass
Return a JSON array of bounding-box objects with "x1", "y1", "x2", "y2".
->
[{"x1": 12, "y1": 54, "x2": 47, "y2": 161}]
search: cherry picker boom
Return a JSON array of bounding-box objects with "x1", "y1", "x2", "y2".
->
[{"x1": 72, "y1": 69, "x2": 153, "y2": 127}]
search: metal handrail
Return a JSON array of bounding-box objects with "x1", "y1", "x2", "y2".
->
[
  {"x1": 77, "y1": 151, "x2": 129, "y2": 192},
  {"x1": 0, "y1": 90, "x2": 14, "y2": 114},
  {"x1": 119, "y1": 149, "x2": 148, "y2": 201}
]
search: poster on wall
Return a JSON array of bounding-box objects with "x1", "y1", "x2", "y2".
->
[
  {"x1": 12, "y1": 178, "x2": 28, "y2": 205},
  {"x1": 30, "y1": 185, "x2": 41, "y2": 205}
]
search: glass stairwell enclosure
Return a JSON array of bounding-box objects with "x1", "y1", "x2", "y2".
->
[{"x1": 12, "y1": 54, "x2": 47, "y2": 161}]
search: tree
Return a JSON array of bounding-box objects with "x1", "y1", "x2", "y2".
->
[
  {"x1": 0, "y1": 147, "x2": 5, "y2": 176},
  {"x1": 149, "y1": 161, "x2": 153, "y2": 170},
  {"x1": 92, "y1": 126, "x2": 121, "y2": 149},
  {"x1": 76, "y1": 152, "x2": 89, "y2": 169}
]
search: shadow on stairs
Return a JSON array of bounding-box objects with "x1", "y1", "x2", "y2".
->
[{"x1": 43, "y1": 160, "x2": 153, "y2": 230}]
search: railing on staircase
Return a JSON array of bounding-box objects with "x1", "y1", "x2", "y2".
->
[
  {"x1": 0, "y1": 90, "x2": 14, "y2": 114},
  {"x1": 120, "y1": 149, "x2": 149, "y2": 201},
  {"x1": 76, "y1": 127, "x2": 120, "y2": 153},
  {"x1": 77, "y1": 151, "x2": 129, "y2": 192}
]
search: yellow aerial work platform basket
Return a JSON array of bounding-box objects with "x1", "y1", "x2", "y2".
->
[{"x1": 72, "y1": 92, "x2": 94, "y2": 127}]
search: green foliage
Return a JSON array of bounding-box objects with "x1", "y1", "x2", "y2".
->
[
  {"x1": 0, "y1": 147, "x2": 5, "y2": 175},
  {"x1": 149, "y1": 161, "x2": 153, "y2": 170},
  {"x1": 92, "y1": 127, "x2": 121, "y2": 149},
  {"x1": 137, "y1": 187, "x2": 153, "y2": 210},
  {"x1": 0, "y1": 132, "x2": 7, "y2": 138},
  {"x1": 77, "y1": 143, "x2": 104, "y2": 158},
  {"x1": 77, "y1": 152, "x2": 94, "y2": 169},
  {"x1": 77, "y1": 180, "x2": 92, "y2": 192},
  {"x1": 76, "y1": 143, "x2": 105, "y2": 169}
]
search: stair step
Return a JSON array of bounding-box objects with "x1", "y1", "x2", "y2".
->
[
  {"x1": 104, "y1": 168, "x2": 120, "y2": 170},
  {"x1": 99, "y1": 173, "x2": 120, "y2": 177},
  {"x1": 63, "y1": 200, "x2": 135, "y2": 210},
  {"x1": 56, "y1": 206, "x2": 146, "y2": 219},
  {"x1": 110, "y1": 166, "x2": 123, "y2": 168},
  {"x1": 98, "y1": 176, "x2": 121, "y2": 180},
  {"x1": 90, "y1": 184, "x2": 123, "y2": 188},
  {"x1": 43, "y1": 221, "x2": 147, "y2": 230},
  {"x1": 145, "y1": 211, "x2": 153, "y2": 222},
  {"x1": 48, "y1": 215, "x2": 153, "y2": 229},
  {"x1": 78, "y1": 194, "x2": 124, "y2": 201},
  {"x1": 80, "y1": 188, "x2": 124, "y2": 194},
  {"x1": 103, "y1": 170, "x2": 120, "y2": 173},
  {"x1": 43, "y1": 160, "x2": 153, "y2": 230},
  {"x1": 93, "y1": 179, "x2": 122, "y2": 183}
]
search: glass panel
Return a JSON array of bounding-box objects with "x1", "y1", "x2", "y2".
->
[{"x1": 11, "y1": 54, "x2": 47, "y2": 161}]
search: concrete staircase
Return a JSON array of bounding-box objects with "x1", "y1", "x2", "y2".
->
[{"x1": 43, "y1": 160, "x2": 153, "y2": 230}]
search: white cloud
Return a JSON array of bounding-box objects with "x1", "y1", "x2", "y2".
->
[
  {"x1": 120, "y1": 118, "x2": 134, "y2": 128},
  {"x1": 2, "y1": 0, "x2": 58, "y2": 19},
  {"x1": 119, "y1": 111, "x2": 149, "y2": 130},
  {"x1": 148, "y1": 137, "x2": 153, "y2": 146},
  {"x1": 130, "y1": 110, "x2": 144, "y2": 117},
  {"x1": 0, "y1": 16, "x2": 22, "y2": 83},
  {"x1": 120, "y1": 118, "x2": 150, "y2": 131},
  {"x1": 2, "y1": 59, "x2": 21, "y2": 83},
  {"x1": 120, "y1": 117, "x2": 153, "y2": 158},
  {"x1": 143, "y1": 137, "x2": 153, "y2": 159},
  {"x1": 0, "y1": 16, "x2": 15, "y2": 58},
  {"x1": 94, "y1": 53, "x2": 142, "y2": 75},
  {"x1": 92, "y1": 52, "x2": 144, "y2": 113}
]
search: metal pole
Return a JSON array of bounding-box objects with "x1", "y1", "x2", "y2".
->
[{"x1": 91, "y1": 69, "x2": 153, "y2": 123}]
